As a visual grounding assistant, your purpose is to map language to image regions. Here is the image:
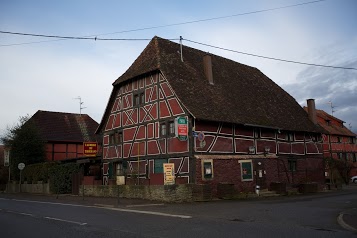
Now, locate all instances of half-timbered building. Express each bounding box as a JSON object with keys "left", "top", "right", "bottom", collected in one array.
[{"left": 96, "top": 37, "right": 325, "bottom": 193}]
